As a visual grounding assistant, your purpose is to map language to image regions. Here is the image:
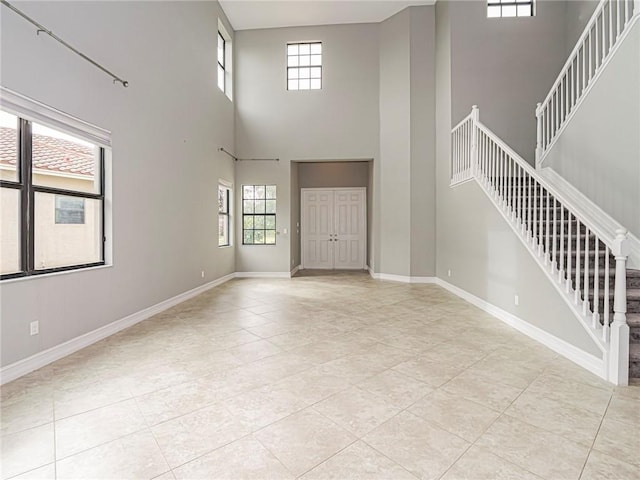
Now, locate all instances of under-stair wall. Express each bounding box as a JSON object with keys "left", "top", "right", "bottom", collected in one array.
[{"left": 541, "top": 19, "right": 640, "bottom": 239}]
